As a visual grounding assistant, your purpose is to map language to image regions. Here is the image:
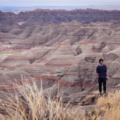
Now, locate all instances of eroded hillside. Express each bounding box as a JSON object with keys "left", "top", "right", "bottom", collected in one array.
[{"left": 0, "top": 20, "right": 120, "bottom": 102}]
